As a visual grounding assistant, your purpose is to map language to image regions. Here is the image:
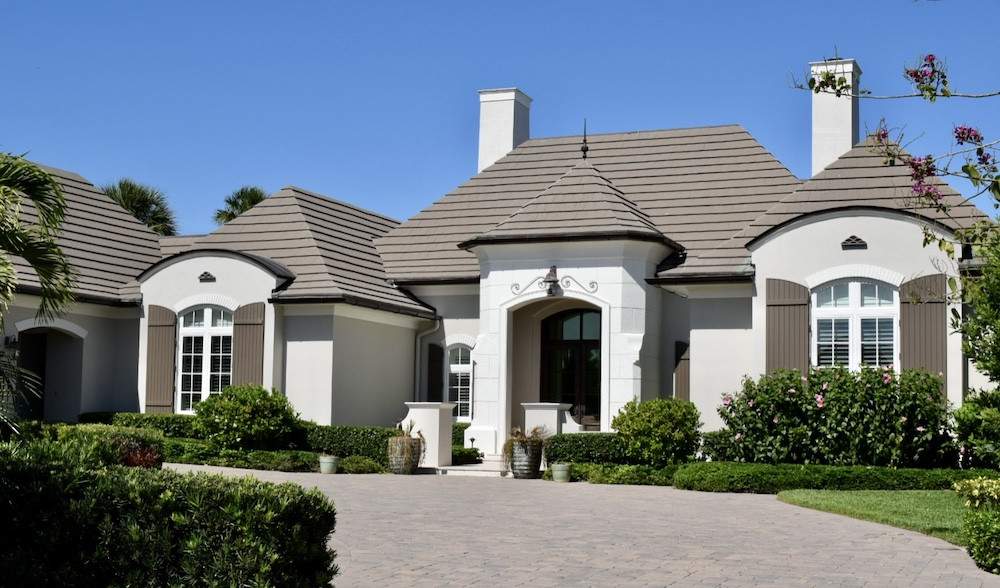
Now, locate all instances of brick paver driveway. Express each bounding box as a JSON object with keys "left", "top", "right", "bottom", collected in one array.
[{"left": 172, "top": 465, "right": 999, "bottom": 587}]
